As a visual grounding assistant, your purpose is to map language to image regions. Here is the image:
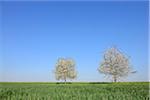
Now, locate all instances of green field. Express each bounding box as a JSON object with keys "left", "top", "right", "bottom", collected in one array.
[{"left": 0, "top": 82, "right": 149, "bottom": 100}]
